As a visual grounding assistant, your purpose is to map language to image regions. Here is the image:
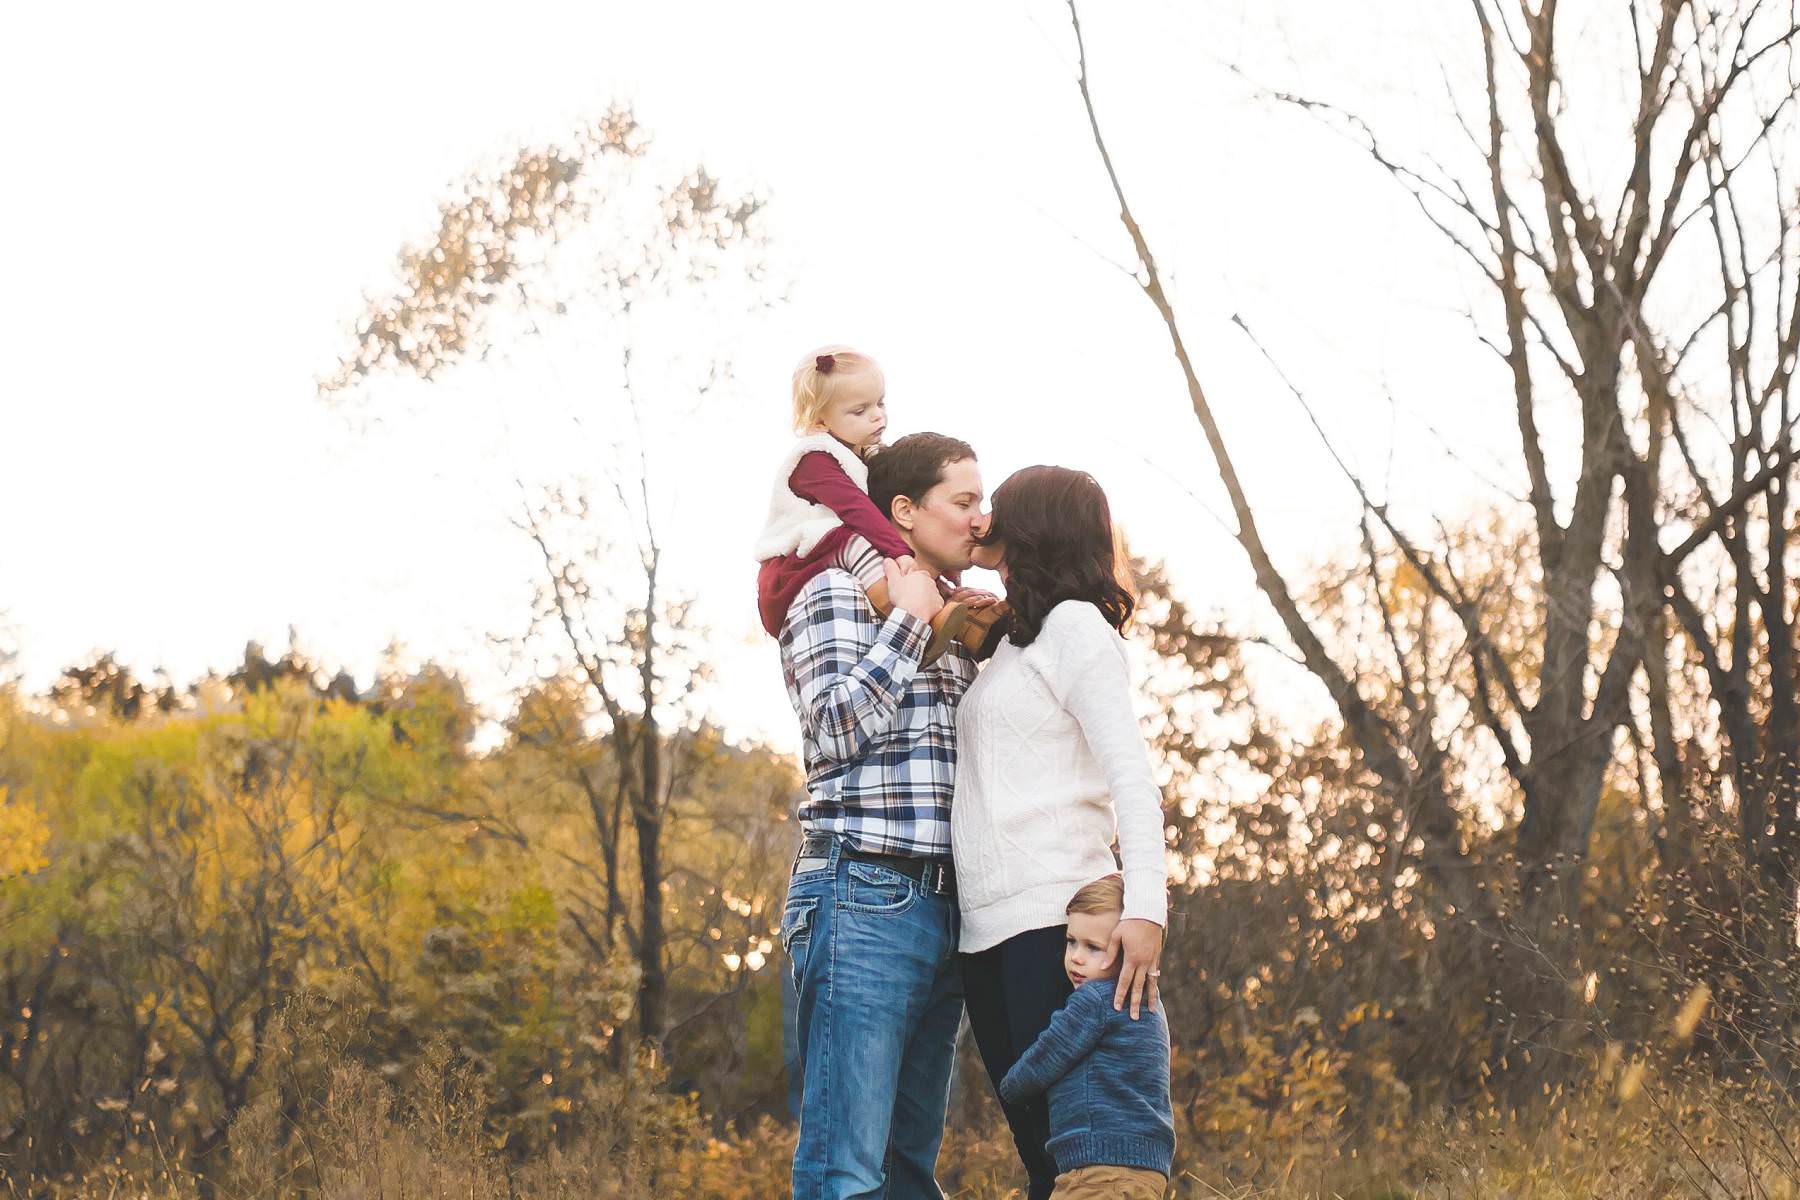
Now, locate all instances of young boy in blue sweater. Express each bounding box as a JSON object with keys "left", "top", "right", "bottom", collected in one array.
[{"left": 999, "top": 875, "right": 1175, "bottom": 1199}]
